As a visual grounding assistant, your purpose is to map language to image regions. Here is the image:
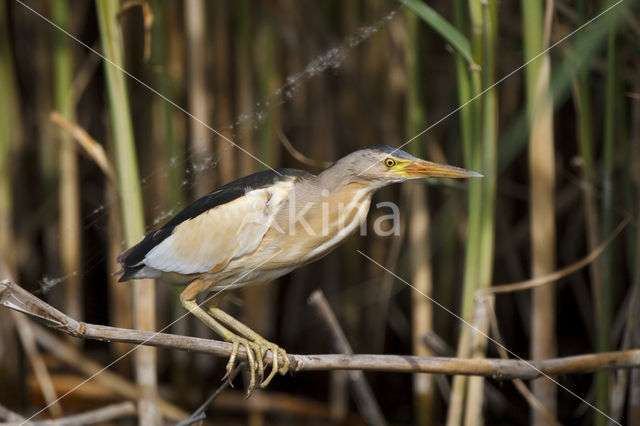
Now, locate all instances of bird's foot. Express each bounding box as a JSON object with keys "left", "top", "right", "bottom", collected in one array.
[
  {"left": 223, "top": 335, "right": 290, "bottom": 392},
  {"left": 252, "top": 336, "right": 290, "bottom": 388}
]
